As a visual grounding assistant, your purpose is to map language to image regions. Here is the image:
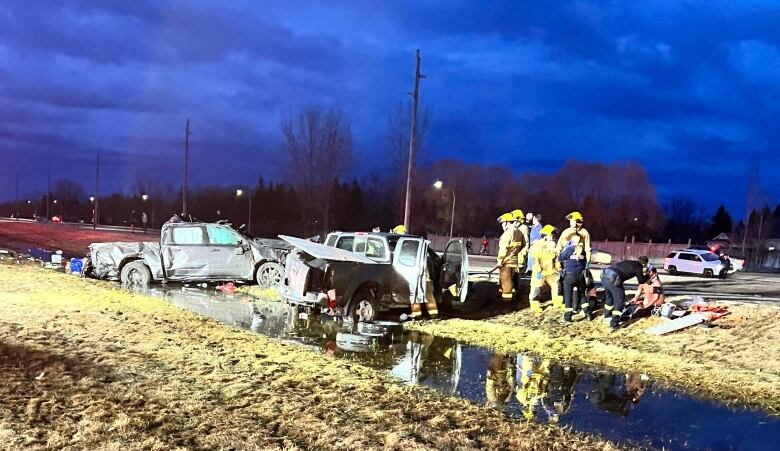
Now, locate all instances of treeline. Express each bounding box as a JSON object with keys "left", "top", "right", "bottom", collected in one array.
[{"left": 4, "top": 158, "right": 775, "bottom": 244}]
